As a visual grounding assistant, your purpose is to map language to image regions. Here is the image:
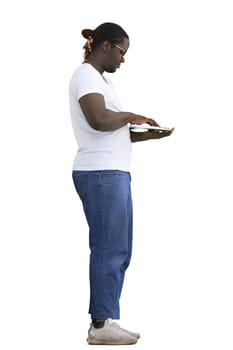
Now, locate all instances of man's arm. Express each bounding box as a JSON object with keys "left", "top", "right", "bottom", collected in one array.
[{"left": 79, "top": 93, "right": 158, "bottom": 131}]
